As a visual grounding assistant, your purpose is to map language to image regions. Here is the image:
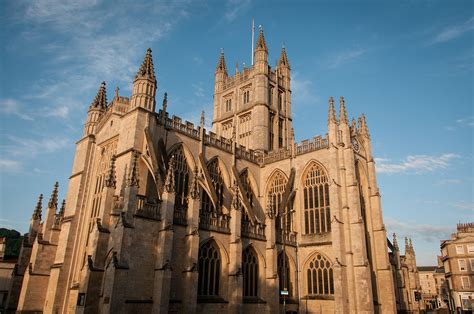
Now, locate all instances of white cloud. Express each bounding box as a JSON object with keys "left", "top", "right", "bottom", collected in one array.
[
  {"left": 436, "top": 178, "right": 462, "bottom": 185},
  {"left": 0, "top": 158, "right": 22, "bottom": 173},
  {"left": 385, "top": 217, "right": 452, "bottom": 242},
  {"left": 225, "top": 0, "right": 251, "bottom": 22},
  {"left": 327, "top": 47, "right": 368, "bottom": 68},
  {"left": 2, "top": 135, "right": 71, "bottom": 157},
  {"left": 13, "top": 0, "right": 190, "bottom": 120},
  {"left": 375, "top": 153, "right": 459, "bottom": 174},
  {"left": 291, "top": 72, "right": 318, "bottom": 106},
  {"left": 0, "top": 99, "right": 34, "bottom": 121},
  {"left": 456, "top": 116, "right": 474, "bottom": 128},
  {"left": 430, "top": 17, "right": 474, "bottom": 45},
  {"left": 452, "top": 201, "right": 474, "bottom": 212}
]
